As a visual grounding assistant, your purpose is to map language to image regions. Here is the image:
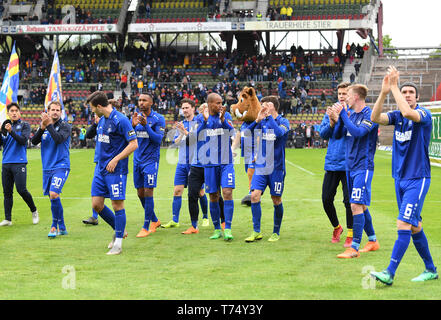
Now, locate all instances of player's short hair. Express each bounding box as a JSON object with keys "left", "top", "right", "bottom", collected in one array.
[
  {"left": 180, "top": 98, "right": 195, "bottom": 108},
  {"left": 337, "top": 82, "right": 351, "bottom": 90},
  {"left": 6, "top": 102, "right": 20, "bottom": 111},
  {"left": 400, "top": 82, "right": 419, "bottom": 98},
  {"left": 261, "top": 95, "right": 280, "bottom": 111},
  {"left": 47, "top": 100, "right": 62, "bottom": 111},
  {"left": 87, "top": 91, "right": 108, "bottom": 107},
  {"left": 348, "top": 84, "right": 368, "bottom": 100}
]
